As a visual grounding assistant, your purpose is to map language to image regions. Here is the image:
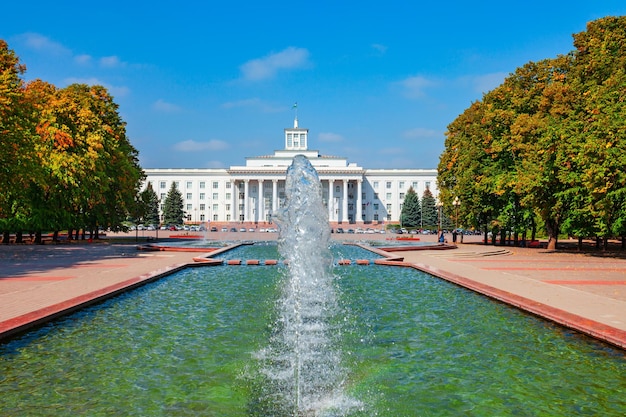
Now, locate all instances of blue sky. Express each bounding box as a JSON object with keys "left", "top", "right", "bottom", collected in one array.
[{"left": 2, "top": 1, "right": 625, "bottom": 169}]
